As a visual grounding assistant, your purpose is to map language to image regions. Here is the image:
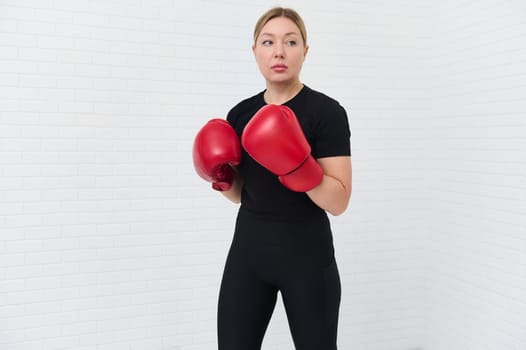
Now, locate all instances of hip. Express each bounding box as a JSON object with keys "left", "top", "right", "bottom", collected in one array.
[{"left": 231, "top": 206, "right": 335, "bottom": 268}]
